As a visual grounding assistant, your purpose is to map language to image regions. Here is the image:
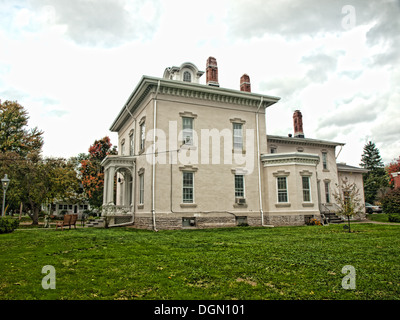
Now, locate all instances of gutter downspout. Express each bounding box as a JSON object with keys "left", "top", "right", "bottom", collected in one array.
[
  {"left": 125, "top": 104, "right": 136, "bottom": 224},
  {"left": 256, "top": 97, "right": 264, "bottom": 226},
  {"left": 152, "top": 81, "right": 161, "bottom": 231},
  {"left": 335, "top": 145, "right": 343, "bottom": 160}
]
